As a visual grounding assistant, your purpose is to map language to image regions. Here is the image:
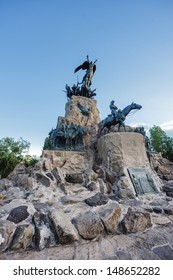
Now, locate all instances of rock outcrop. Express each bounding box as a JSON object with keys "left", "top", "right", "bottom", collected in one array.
[{"left": 148, "top": 152, "right": 173, "bottom": 181}]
